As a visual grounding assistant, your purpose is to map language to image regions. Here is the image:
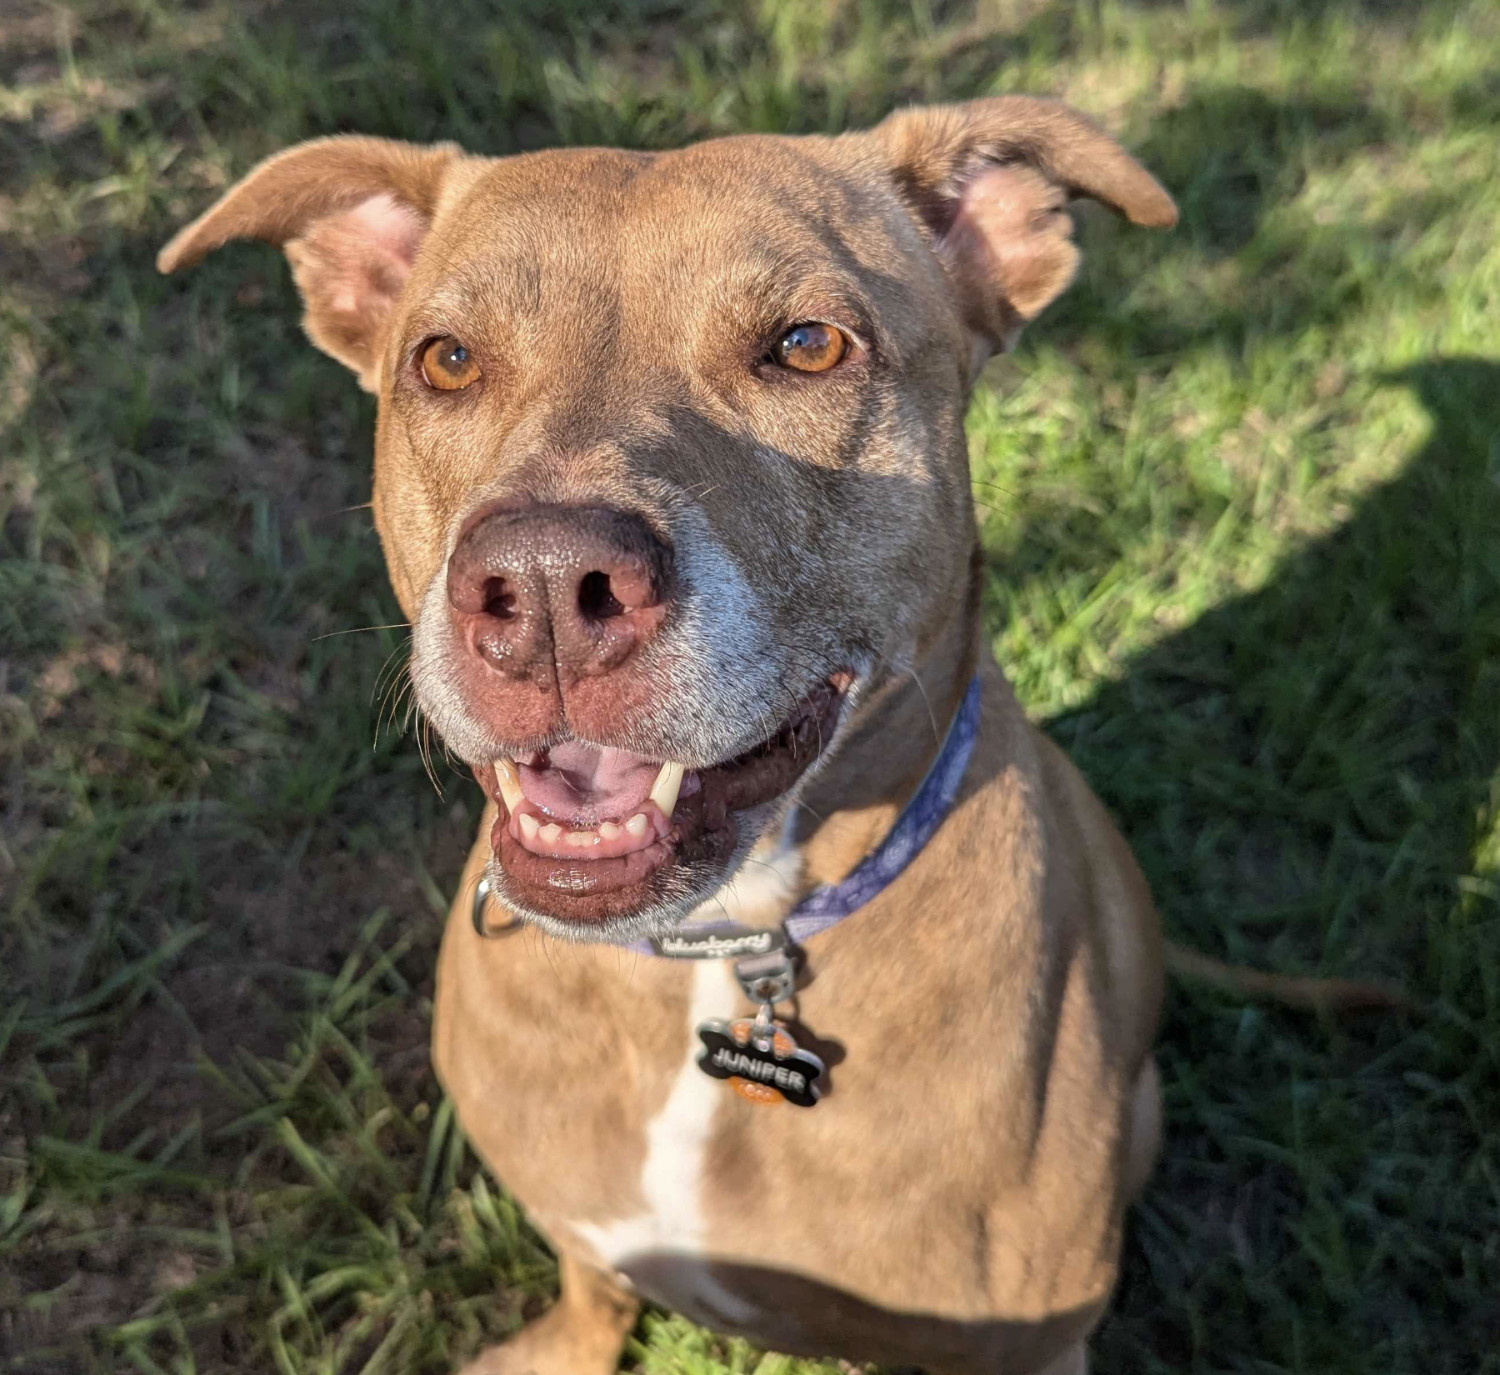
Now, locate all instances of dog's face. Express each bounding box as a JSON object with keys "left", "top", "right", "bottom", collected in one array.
[{"left": 162, "top": 101, "right": 1173, "bottom": 940}]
